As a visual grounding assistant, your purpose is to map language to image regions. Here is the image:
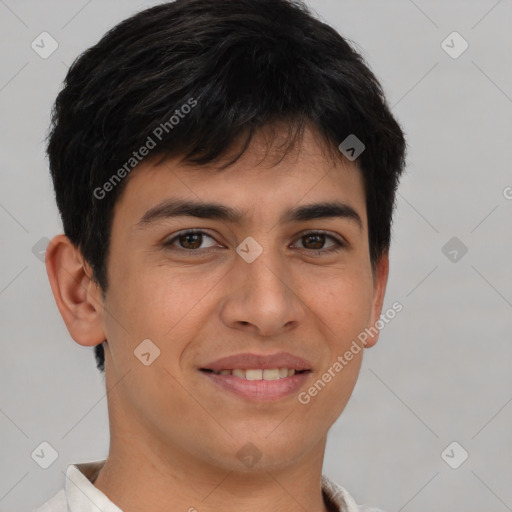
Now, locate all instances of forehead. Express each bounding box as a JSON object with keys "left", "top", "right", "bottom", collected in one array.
[{"left": 112, "top": 124, "right": 367, "bottom": 229}]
